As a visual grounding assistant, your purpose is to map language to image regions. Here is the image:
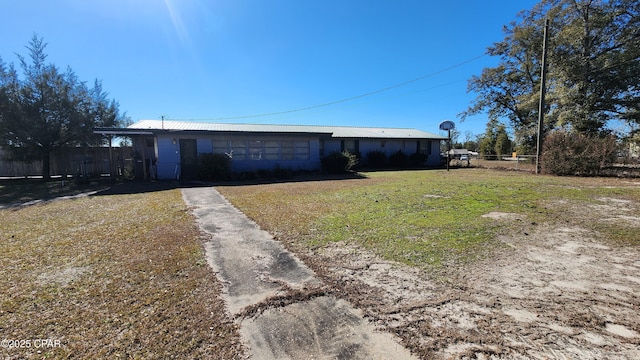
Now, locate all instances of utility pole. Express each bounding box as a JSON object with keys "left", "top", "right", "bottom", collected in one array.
[{"left": 536, "top": 18, "right": 550, "bottom": 174}]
